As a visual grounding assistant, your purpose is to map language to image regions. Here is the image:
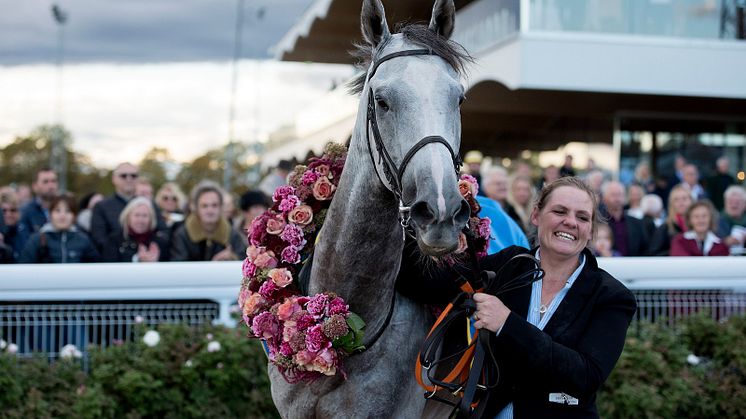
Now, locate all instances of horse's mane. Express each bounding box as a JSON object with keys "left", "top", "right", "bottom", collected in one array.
[{"left": 347, "top": 23, "right": 473, "bottom": 95}]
